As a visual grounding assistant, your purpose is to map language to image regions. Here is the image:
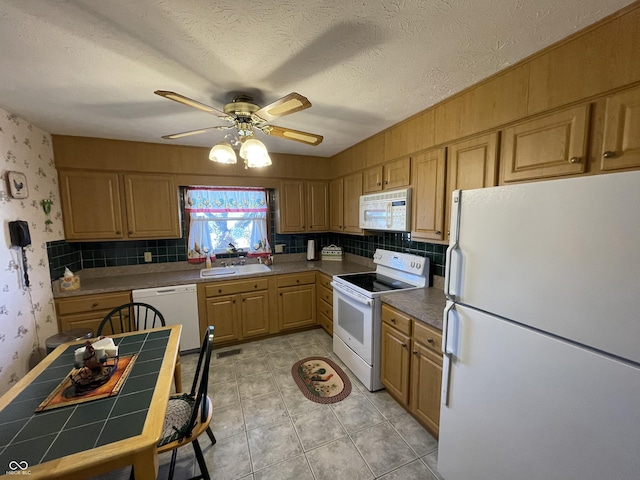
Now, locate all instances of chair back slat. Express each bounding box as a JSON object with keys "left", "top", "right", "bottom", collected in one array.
[{"left": 97, "top": 302, "right": 166, "bottom": 336}]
